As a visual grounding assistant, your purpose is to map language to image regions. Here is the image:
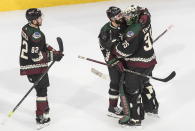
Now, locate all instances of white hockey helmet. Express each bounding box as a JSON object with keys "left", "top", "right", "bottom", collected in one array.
[
  {"left": 123, "top": 5, "right": 140, "bottom": 25},
  {"left": 123, "top": 5, "right": 139, "bottom": 17}
]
